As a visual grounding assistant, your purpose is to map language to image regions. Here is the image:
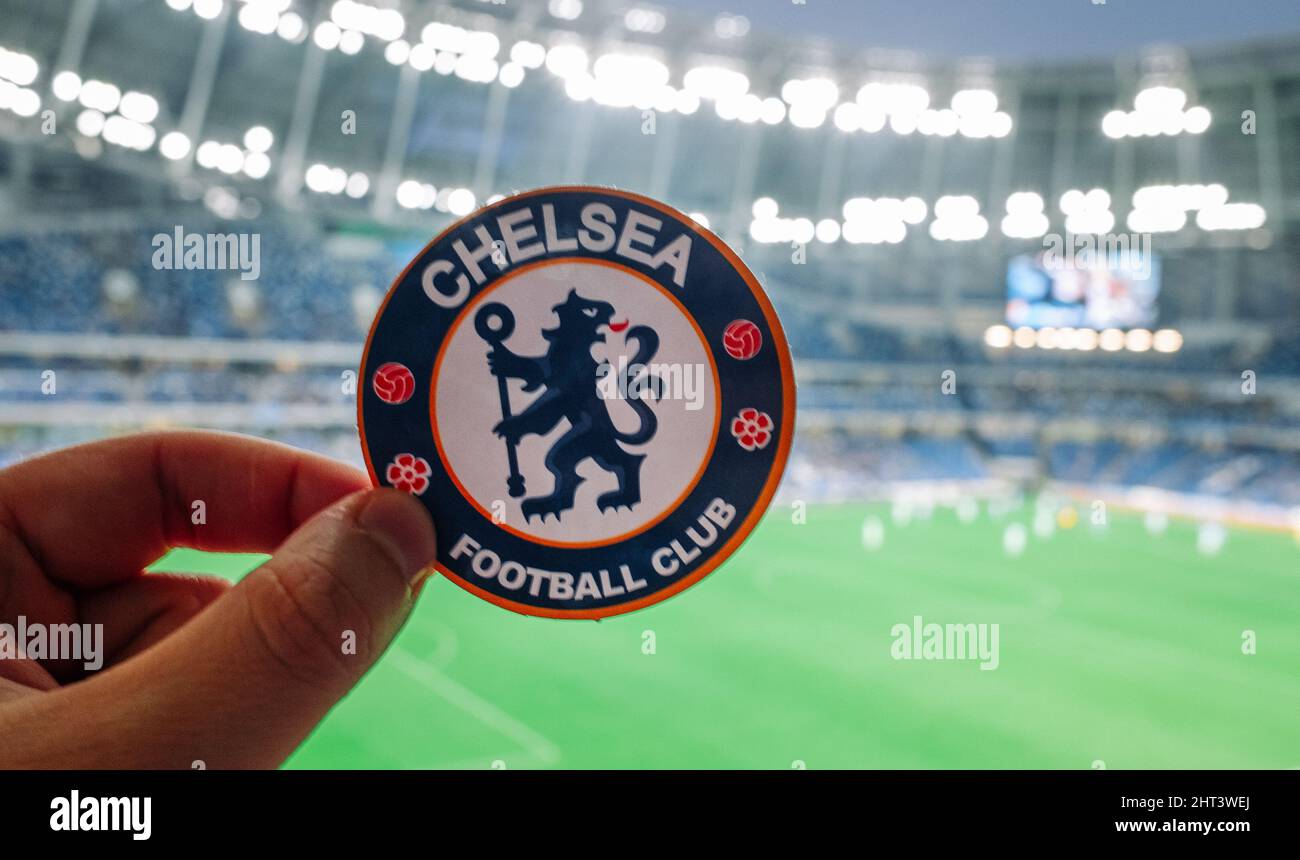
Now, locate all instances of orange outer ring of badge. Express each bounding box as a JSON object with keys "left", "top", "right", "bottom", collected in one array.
[{"left": 357, "top": 185, "right": 797, "bottom": 620}]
